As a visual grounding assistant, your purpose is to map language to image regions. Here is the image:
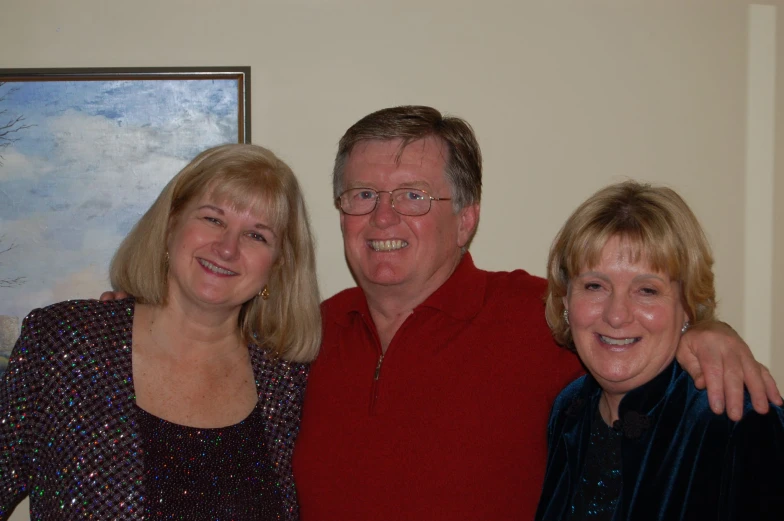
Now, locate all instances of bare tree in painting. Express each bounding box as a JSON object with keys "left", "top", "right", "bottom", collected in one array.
[
  {"left": 0, "top": 81, "right": 33, "bottom": 167},
  {"left": 0, "top": 82, "right": 29, "bottom": 287},
  {"left": 0, "top": 237, "right": 24, "bottom": 288}
]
